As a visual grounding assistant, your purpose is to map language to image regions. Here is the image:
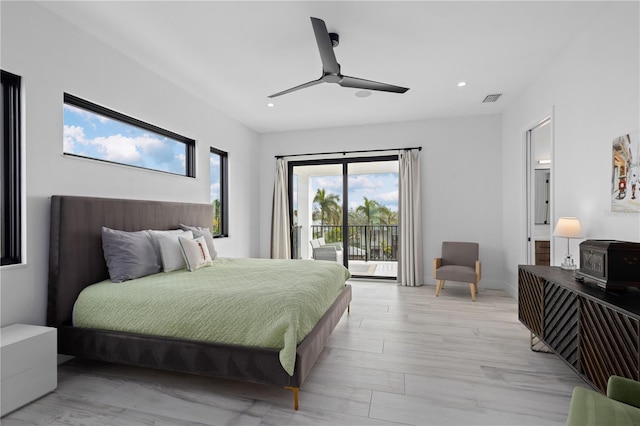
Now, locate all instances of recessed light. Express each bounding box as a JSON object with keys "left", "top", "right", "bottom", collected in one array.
[
  {"left": 457, "top": 81, "right": 467, "bottom": 87},
  {"left": 355, "top": 90, "right": 371, "bottom": 98},
  {"left": 267, "top": 102, "right": 275, "bottom": 107}
]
